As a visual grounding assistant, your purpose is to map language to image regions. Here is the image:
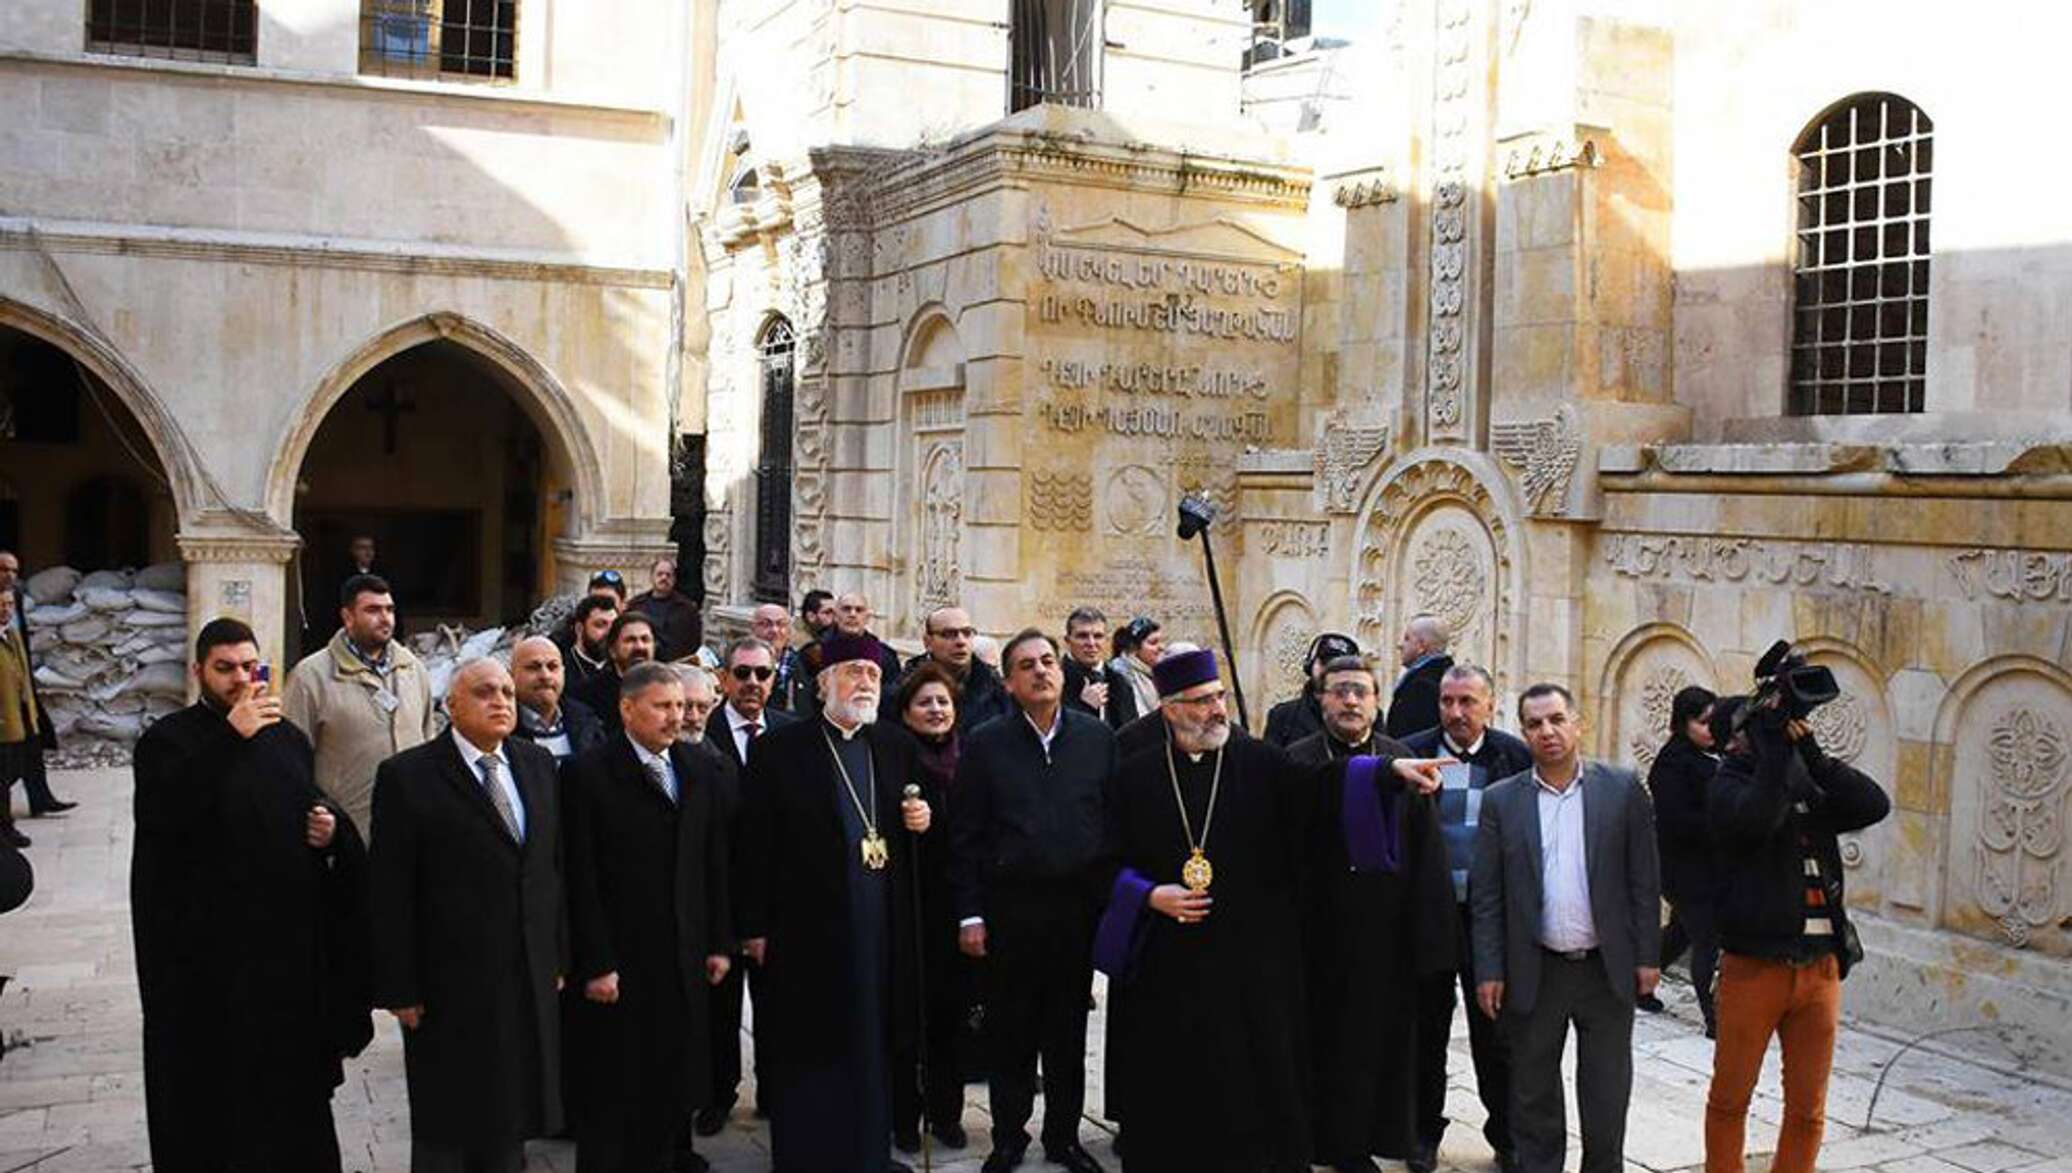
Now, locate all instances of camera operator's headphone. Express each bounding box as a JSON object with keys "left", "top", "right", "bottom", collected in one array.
[{"left": 1304, "top": 632, "right": 1360, "bottom": 674}]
